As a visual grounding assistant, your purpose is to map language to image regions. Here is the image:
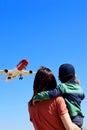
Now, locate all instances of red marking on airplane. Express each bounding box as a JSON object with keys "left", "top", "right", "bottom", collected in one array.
[{"left": 16, "top": 59, "right": 28, "bottom": 71}]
